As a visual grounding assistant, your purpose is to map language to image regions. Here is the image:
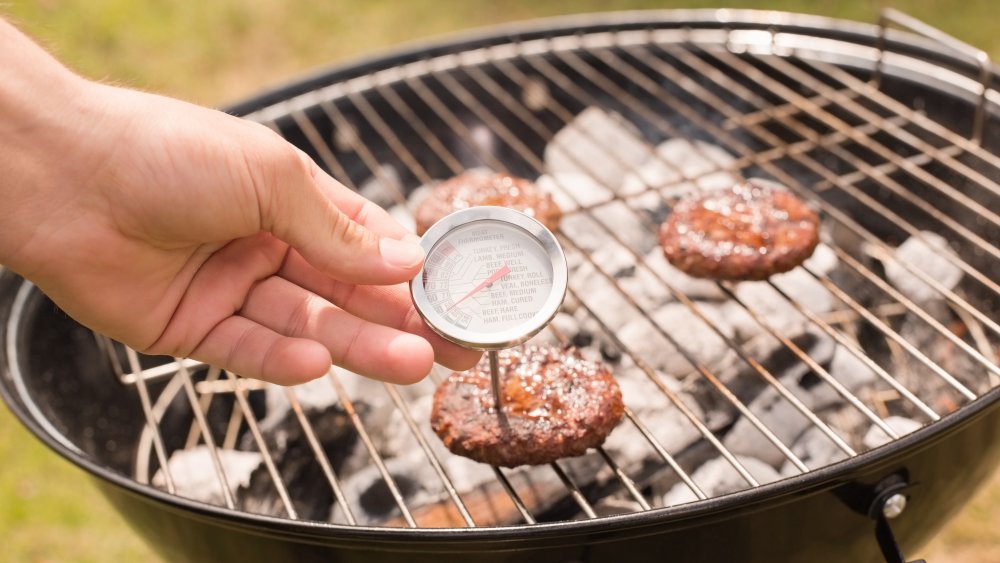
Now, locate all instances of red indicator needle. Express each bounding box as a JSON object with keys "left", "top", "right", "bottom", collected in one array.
[{"left": 447, "top": 264, "right": 511, "bottom": 312}]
